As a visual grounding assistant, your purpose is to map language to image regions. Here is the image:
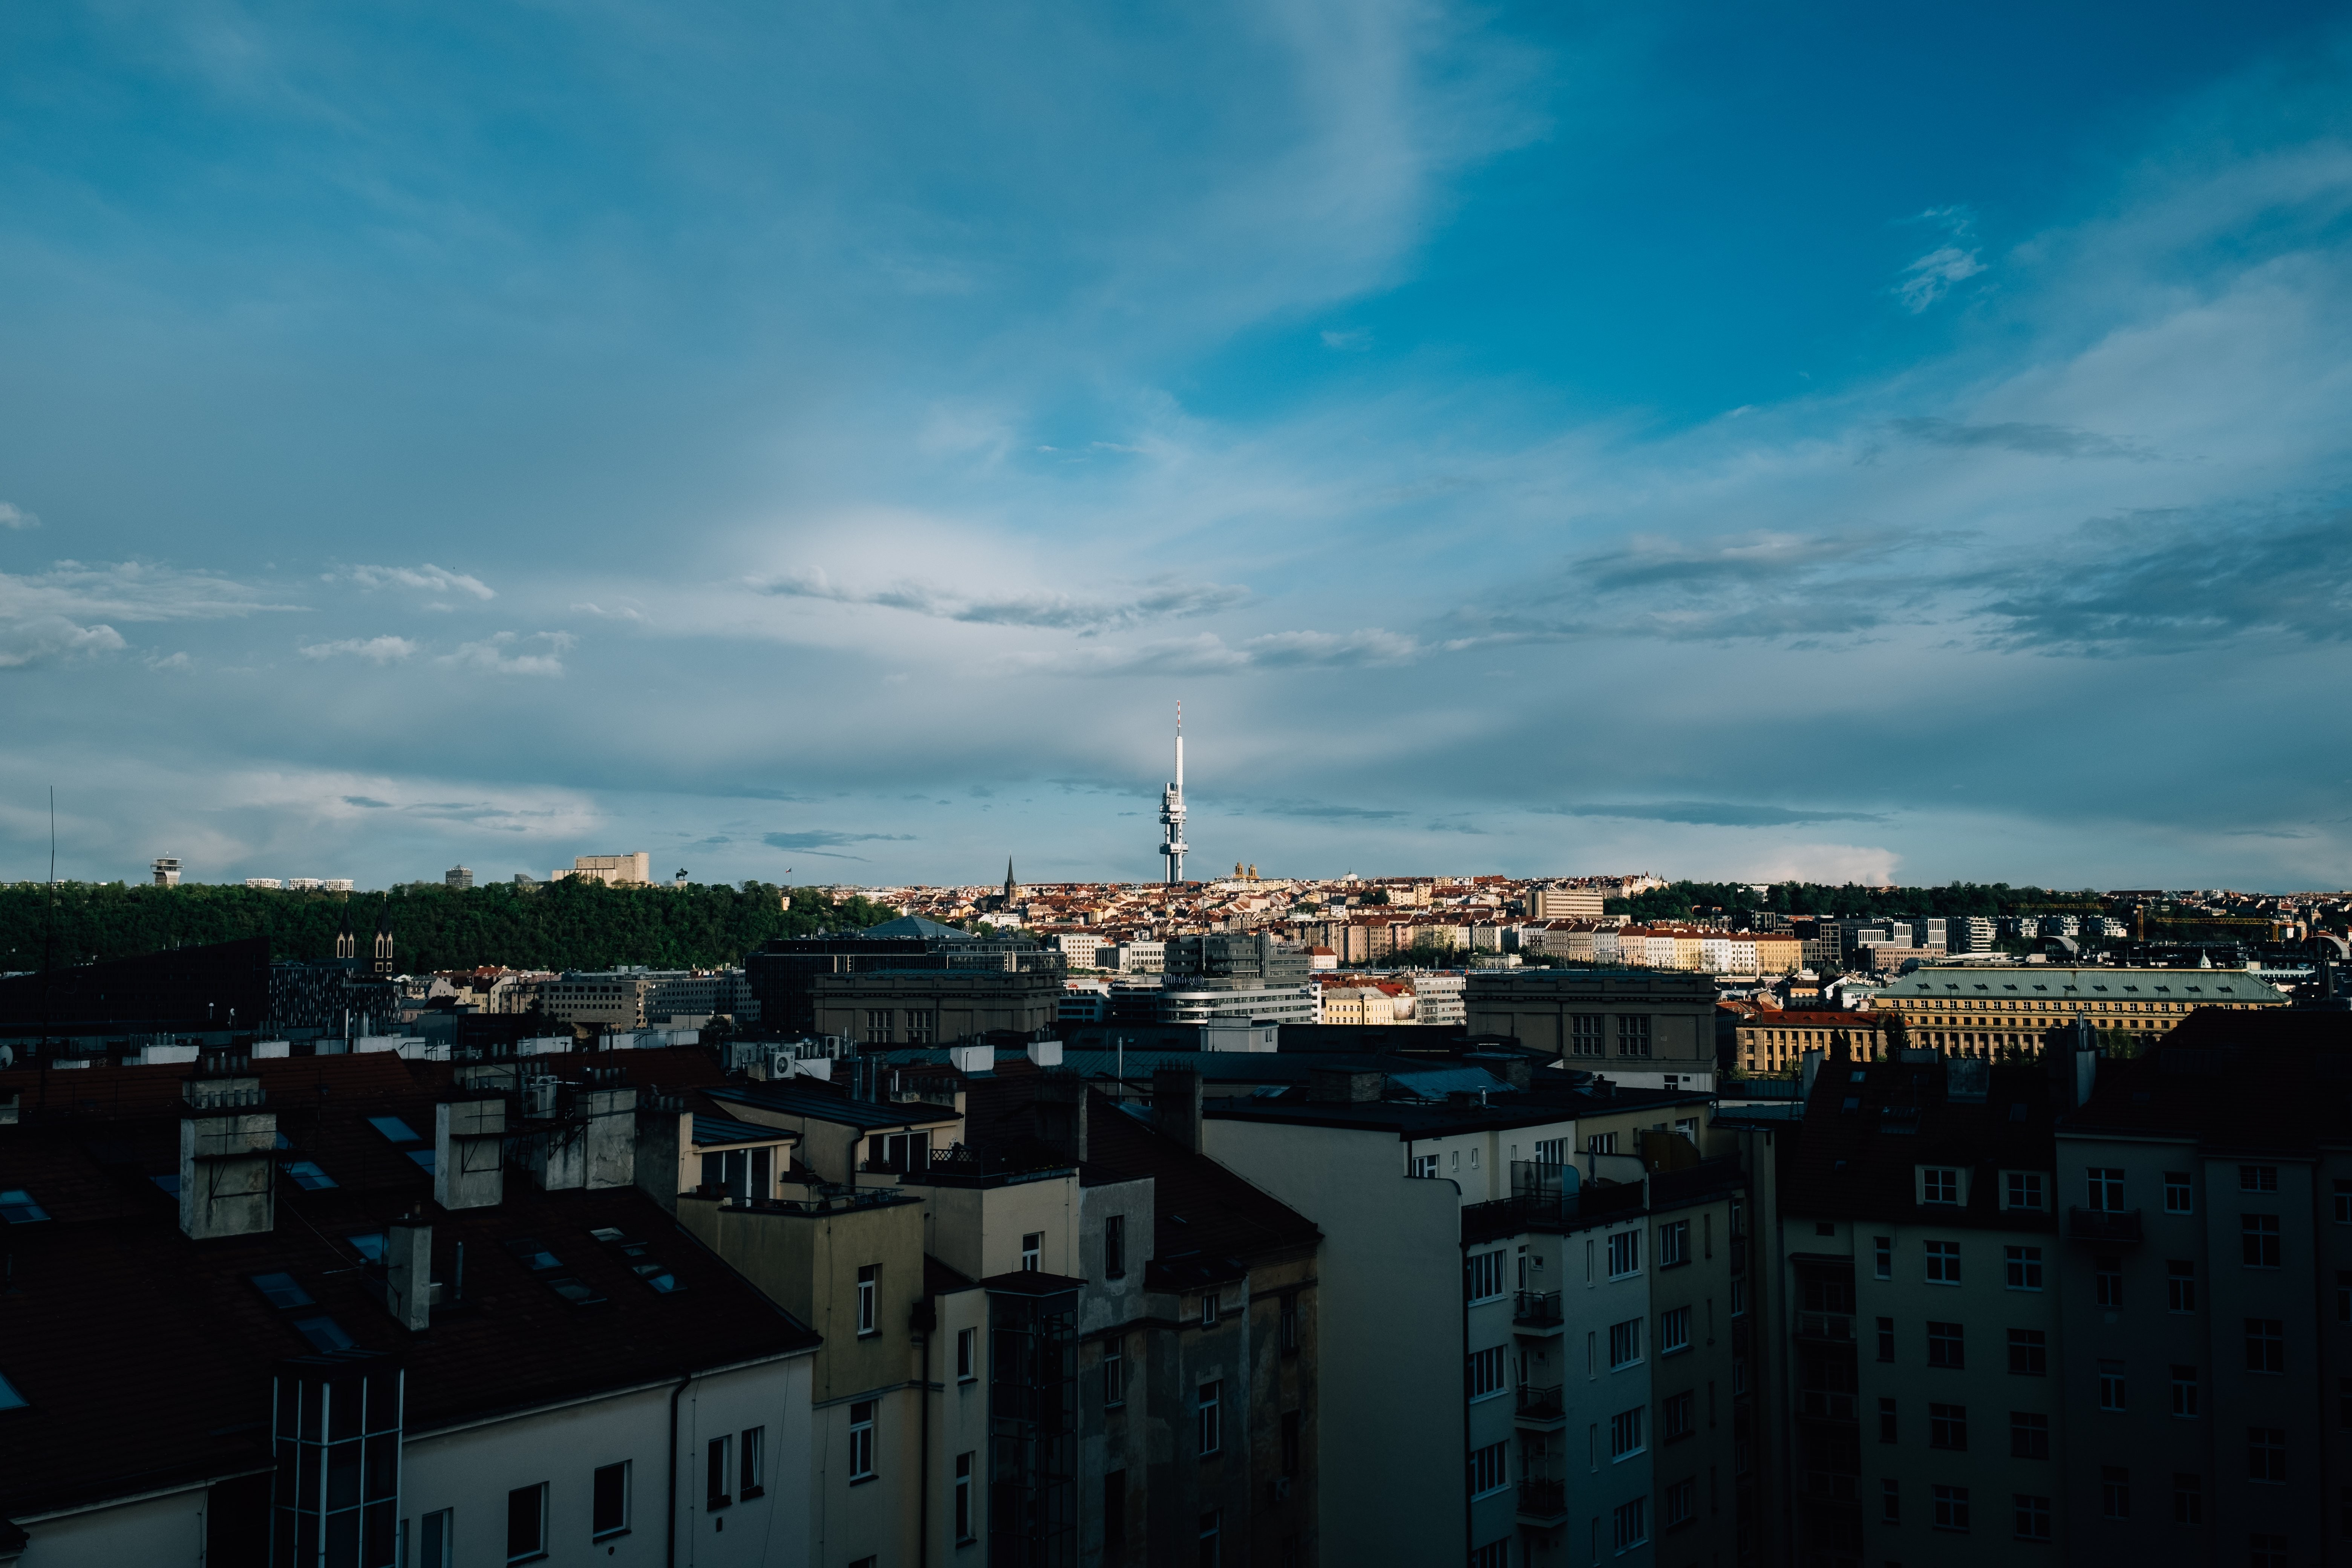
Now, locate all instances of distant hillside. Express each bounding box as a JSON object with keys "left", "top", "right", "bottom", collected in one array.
[
  {"left": 1603, "top": 880, "right": 2105, "bottom": 923},
  {"left": 0, "top": 880, "right": 899, "bottom": 975}
]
